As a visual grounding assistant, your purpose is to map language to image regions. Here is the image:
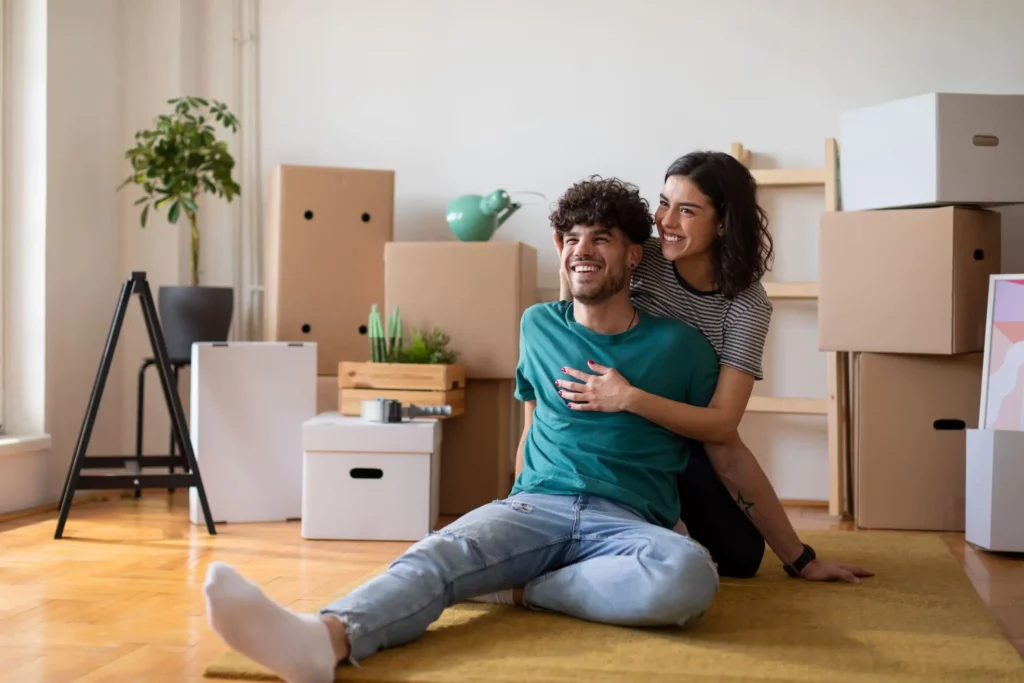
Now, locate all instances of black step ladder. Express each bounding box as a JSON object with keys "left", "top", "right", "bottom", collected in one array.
[{"left": 54, "top": 271, "right": 216, "bottom": 538}]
